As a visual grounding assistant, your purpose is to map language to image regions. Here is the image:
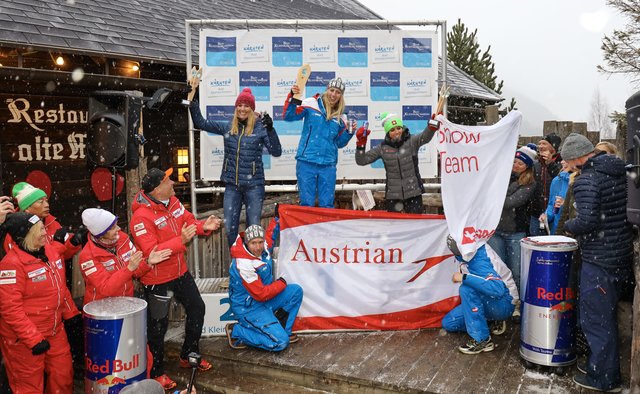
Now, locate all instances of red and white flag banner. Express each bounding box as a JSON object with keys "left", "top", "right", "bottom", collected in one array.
[
  {"left": 277, "top": 205, "right": 460, "bottom": 331},
  {"left": 436, "top": 111, "right": 522, "bottom": 261}
]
